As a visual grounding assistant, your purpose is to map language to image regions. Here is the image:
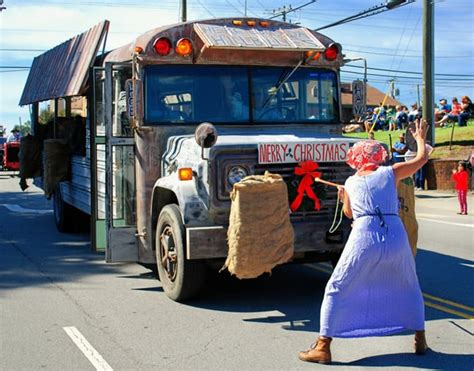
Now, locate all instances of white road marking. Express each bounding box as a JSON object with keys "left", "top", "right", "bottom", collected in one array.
[
  {"left": 417, "top": 217, "right": 473, "bottom": 228},
  {"left": 0, "top": 204, "right": 52, "bottom": 214},
  {"left": 63, "top": 326, "right": 113, "bottom": 371}
]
